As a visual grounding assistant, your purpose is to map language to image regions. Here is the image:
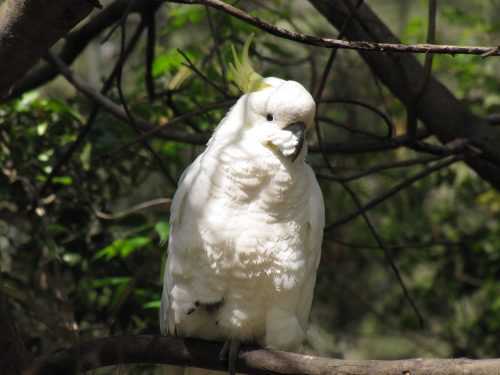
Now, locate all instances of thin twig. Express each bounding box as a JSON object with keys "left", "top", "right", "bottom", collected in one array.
[
  {"left": 39, "top": 20, "right": 147, "bottom": 199},
  {"left": 43, "top": 51, "right": 222, "bottom": 147},
  {"left": 252, "top": 48, "right": 310, "bottom": 66},
  {"left": 314, "top": 0, "right": 364, "bottom": 102},
  {"left": 339, "top": 179, "right": 425, "bottom": 328},
  {"left": 95, "top": 198, "right": 171, "bottom": 220},
  {"left": 308, "top": 127, "right": 429, "bottom": 154},
  {"left": 418, "top": 0, "right": 437, "bottom": 97},
  {"left": 177, "top": 48, "right": 228, "bottom": 97},
  {"left": 100, "top": 99, "right": 234, "bottom": 159},
  {"left": 165, "top": 92, "right": 204, "bottom": 133},
  {"left": 205, "top": 5, "right": 227, "bottom": 91},
  {"left": 100, "top": 0, "right": 137, "bottom": 44},
  {"left": 320, "top": 98, "right": 394, "bottom": 139},
  {"left": 318, "top": 153, "right": 446, "bottom": 182},
  {"left": 166, "top": 0, "right": 500, "bottom": 56},
  {"left": 116, "top": 18, "right": 177, "bottom": 185},
  {"left": 316, "top": 115, "right": 425, "bottom": 328},
  {"left": 405, "top": 0, "right": 436, "bottom": 144},
  {"left": 325, "top": 154, "right": 474, "bottom": 231},
  {"left": 100, "top": 261, "right": 150, "bottom": 337},
  {"left": 144, "top": 6, "right": 158, "bottom": 101},
  {"left": 317, "top": 116, "right": 387, "bottom": 140},
  {"left": 326, "top": 238, "right": 463, "bottom": 251}
]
